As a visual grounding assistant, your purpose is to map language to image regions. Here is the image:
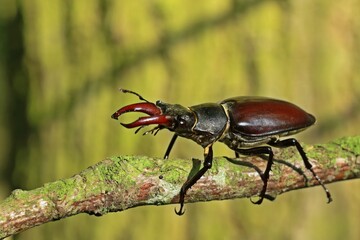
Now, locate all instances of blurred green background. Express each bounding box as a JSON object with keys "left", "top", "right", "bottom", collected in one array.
[{"left": 1, "top": 0, "right": 360, "bottom": 239}]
